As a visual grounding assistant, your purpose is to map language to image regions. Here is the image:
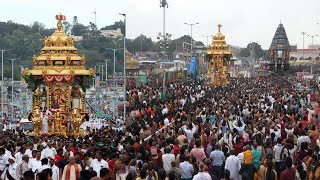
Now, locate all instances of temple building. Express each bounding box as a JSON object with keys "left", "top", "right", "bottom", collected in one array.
[{"left": 269, "top": 23, "right": 291, "bottom": 71}]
